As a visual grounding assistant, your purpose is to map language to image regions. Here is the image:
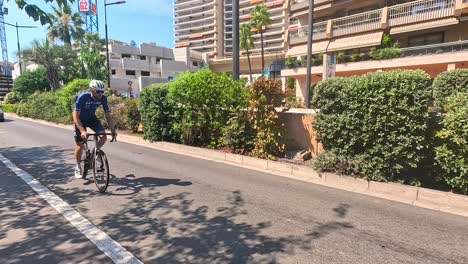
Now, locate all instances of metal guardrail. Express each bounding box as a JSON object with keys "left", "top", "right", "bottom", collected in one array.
[
  {"left": 400, "top": 40, "right": 468, "bottom": 57},
  {"left": 388, "top": 0, "right": 455, "bottom": 27},
  {"left": 332, "top": 9, "right": 382, "bottom": 37}
]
